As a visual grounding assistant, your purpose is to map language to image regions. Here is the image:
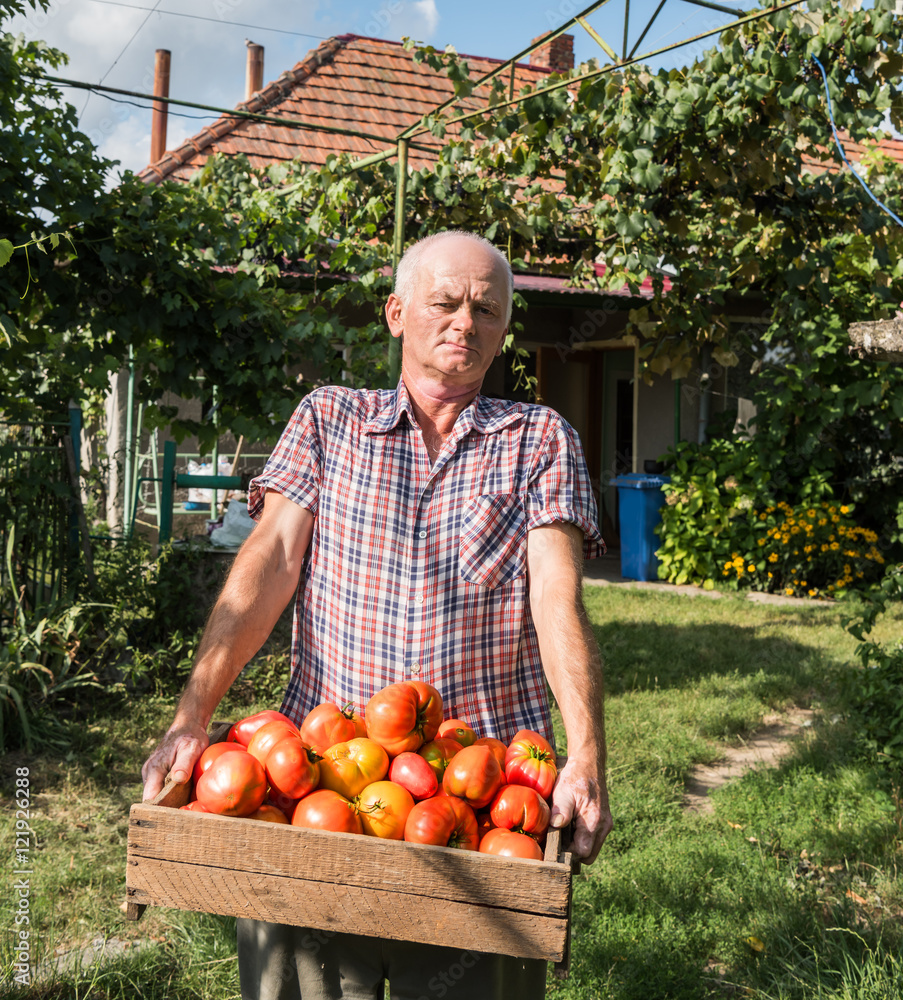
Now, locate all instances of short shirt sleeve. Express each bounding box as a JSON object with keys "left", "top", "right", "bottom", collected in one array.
[
  {"left": 247, "top": 395, "right": 322, "bottom": 521},
  {"left": 524, "top": 412, "right": 606, "bottom": 559}
]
